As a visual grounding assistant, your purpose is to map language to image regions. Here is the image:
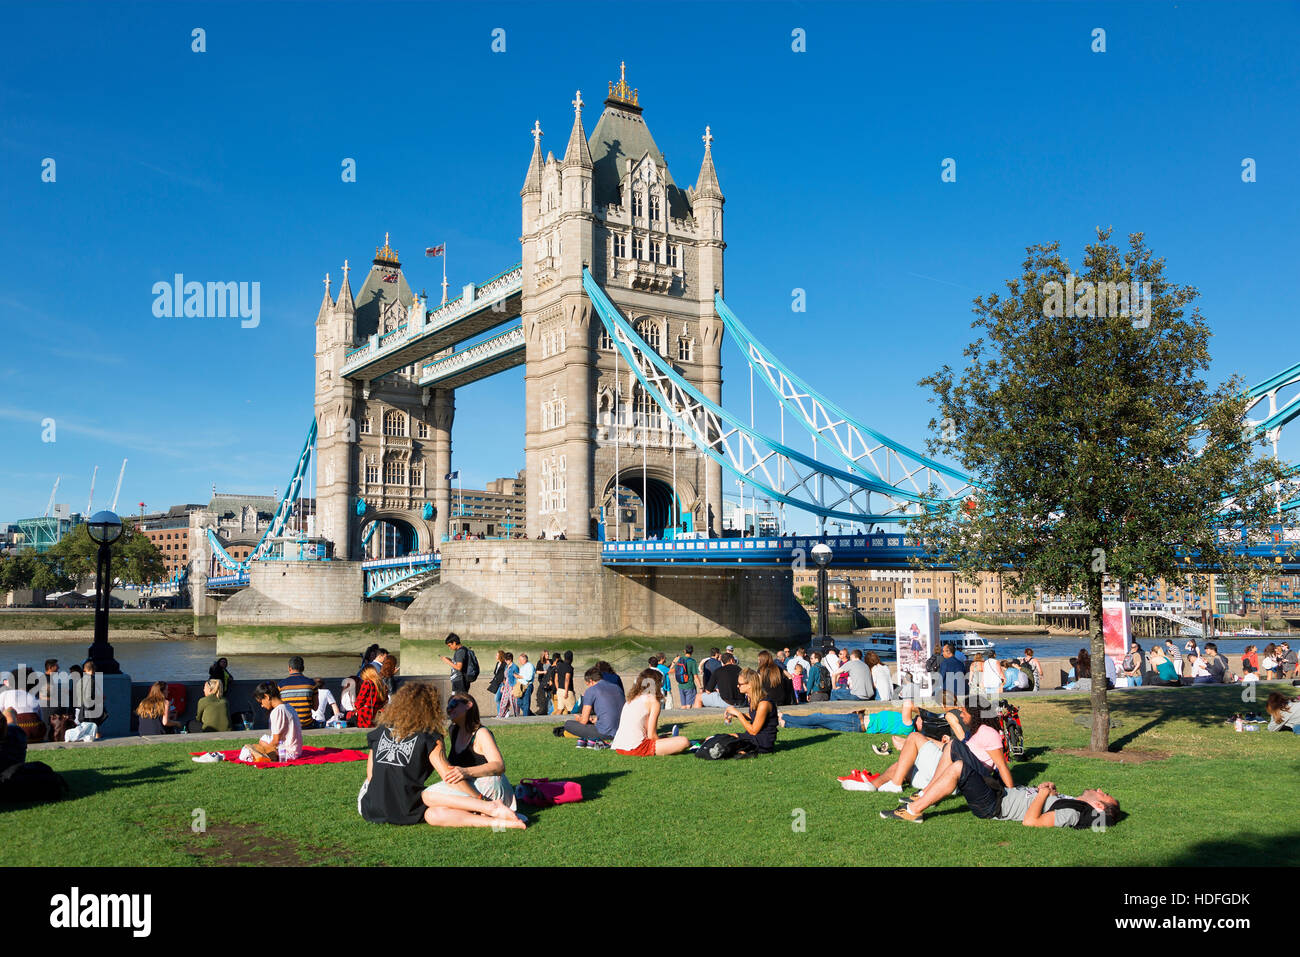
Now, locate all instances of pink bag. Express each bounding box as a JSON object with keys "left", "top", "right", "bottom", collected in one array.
[{"left": 516, "top": 778, "right": 583, "bottom": 806}]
